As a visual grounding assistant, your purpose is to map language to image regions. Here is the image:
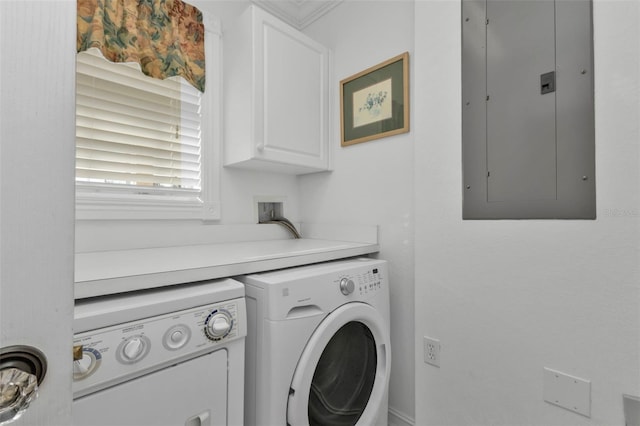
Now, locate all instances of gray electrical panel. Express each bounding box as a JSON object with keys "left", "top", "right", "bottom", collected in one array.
[{"left": 462, "top": 0, "right": 596, "bottom": 219}]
